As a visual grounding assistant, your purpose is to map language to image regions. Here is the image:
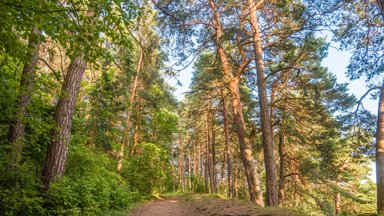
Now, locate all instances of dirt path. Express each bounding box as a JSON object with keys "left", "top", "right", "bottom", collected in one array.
[
  {"left": 129, "top": 195, "right": 301, "bottom": 216},
  {"left": 130, "top": 196, "right": 199, "bottom": 216}
]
